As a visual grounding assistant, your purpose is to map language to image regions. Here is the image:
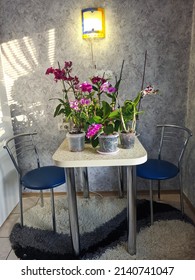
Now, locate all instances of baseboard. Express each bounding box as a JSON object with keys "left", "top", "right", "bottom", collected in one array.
[
  {"left": 183, "top": 193, "right": 195, "bottom": 217},
  {"left": 22, "top": 190, "right": 195, "bottom": 214},
  {"left": 22, "top": 189, "right": 180, "bottom": 196}
]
